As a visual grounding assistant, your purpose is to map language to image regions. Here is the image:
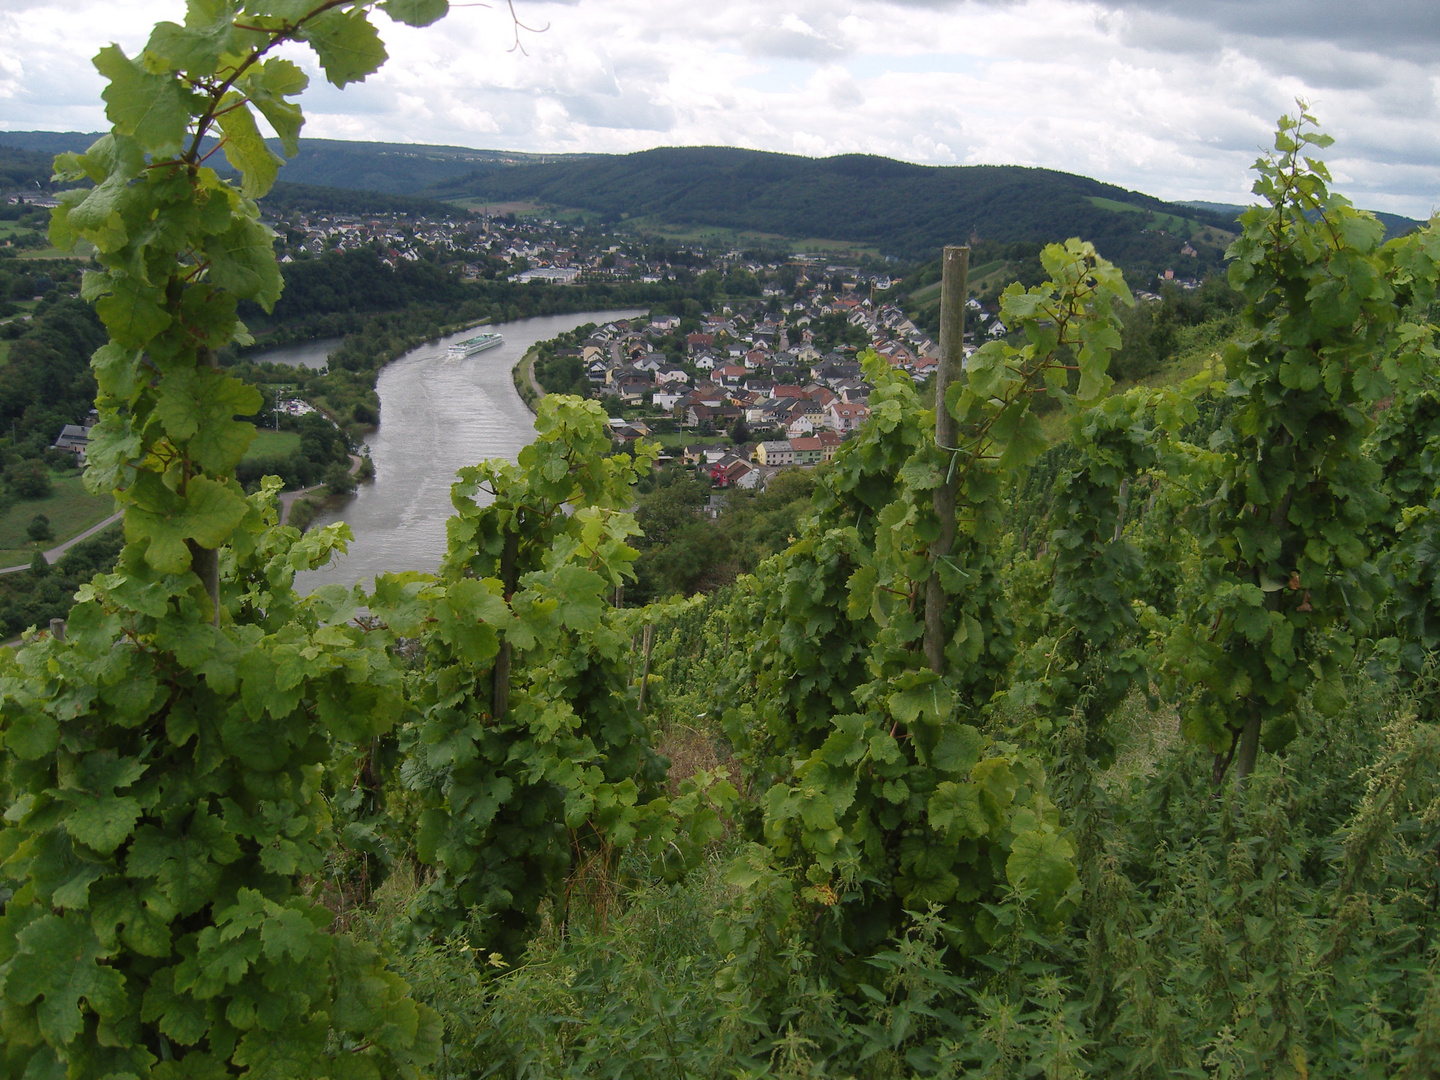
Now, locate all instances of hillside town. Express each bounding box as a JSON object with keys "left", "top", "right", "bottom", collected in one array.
[{"left": 537, "top": 280, "right": 981, "bottom": 493}]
